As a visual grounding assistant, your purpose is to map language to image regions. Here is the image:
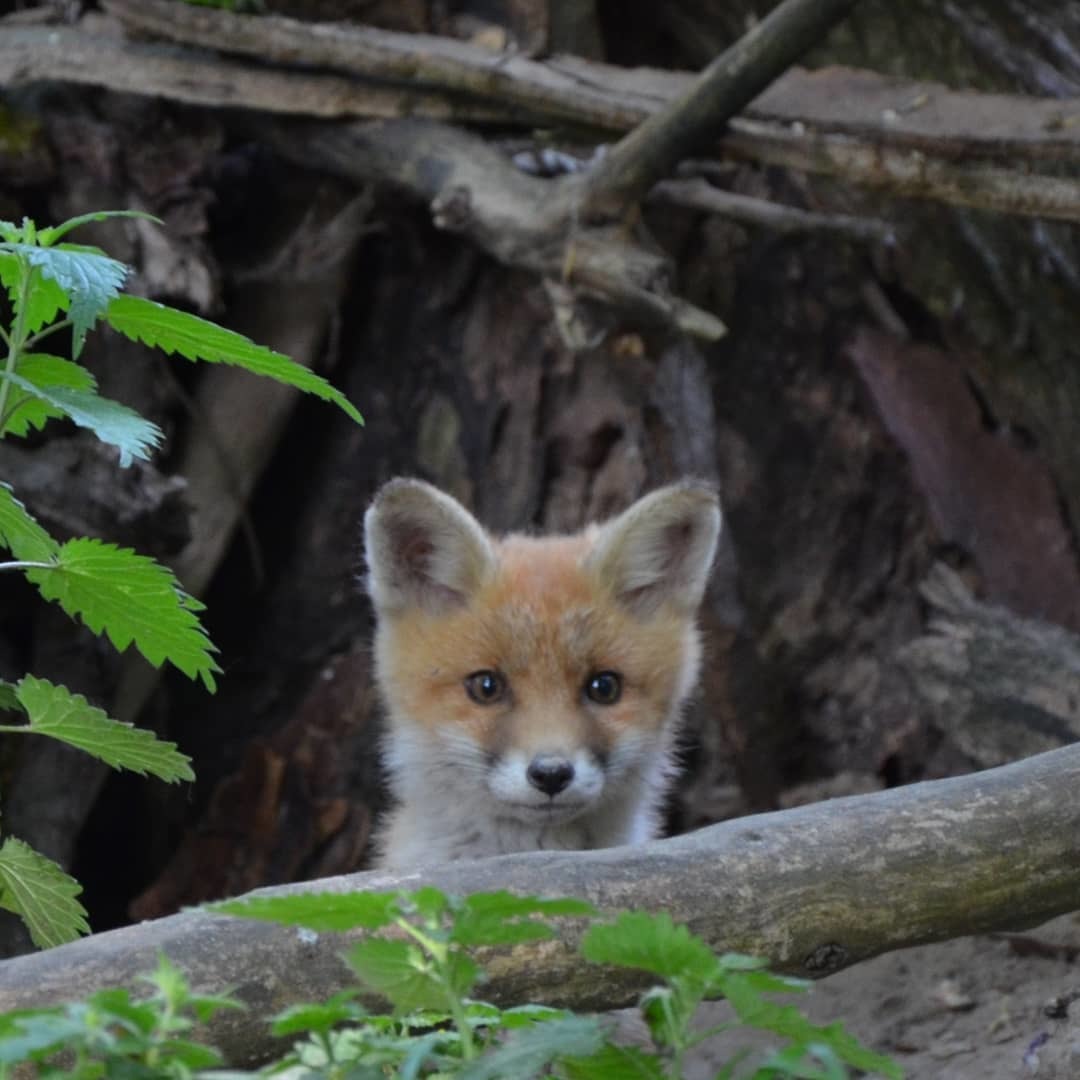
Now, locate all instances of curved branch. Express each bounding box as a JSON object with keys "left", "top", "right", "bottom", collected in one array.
[{"left": 0, "top": 742, "right": 1077, "bottom": 1065}]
